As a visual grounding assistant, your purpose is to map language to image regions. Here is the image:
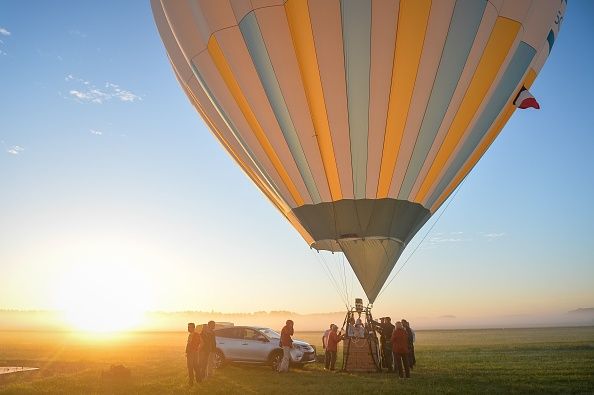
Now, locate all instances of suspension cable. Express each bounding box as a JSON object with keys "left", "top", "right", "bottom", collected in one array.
[
  {"left": 376, "top": 179, "right": 466, "bottom": 300},
  {"left": 313, "top": 250, "right": 349, "bottom": 308}
]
